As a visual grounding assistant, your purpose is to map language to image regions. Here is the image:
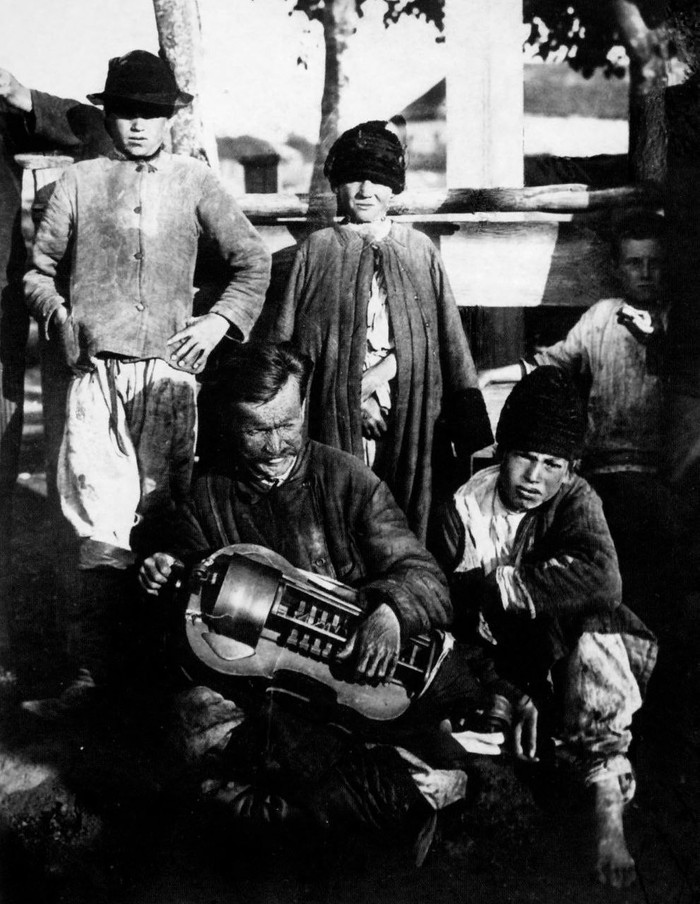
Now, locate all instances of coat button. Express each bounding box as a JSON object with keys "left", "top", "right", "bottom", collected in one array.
[
  {"left": 134, "top": 303, "right": 145, "bottom": 312},
  {"left": 315, "top": 556, "right": 327, "bottom": 567},
  {"left": 133, "top": 251, "right": 143, "bottom": 261},
  {"left": 134, "top": 206, "right": 142, "bottom": 214}
]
